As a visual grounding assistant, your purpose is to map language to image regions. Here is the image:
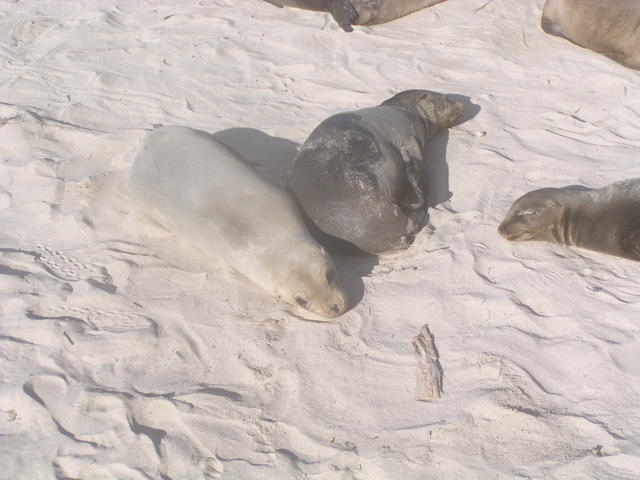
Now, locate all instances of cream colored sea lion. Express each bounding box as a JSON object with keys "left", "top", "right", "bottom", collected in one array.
[
  {"left": 130, "top": 126, "right": 348, "bottom": 318},
  {"left": 541, "top": 0, "right": 640, "bottom": 70},
  {"left": 498, "top": 179, "right": 640, "bottom": 261},
  {"left": 263, "top": 0, "right": 446, "bottom": 32},
  {"left": 288, "top": 90, "right": 464, "bottom": 255}
]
